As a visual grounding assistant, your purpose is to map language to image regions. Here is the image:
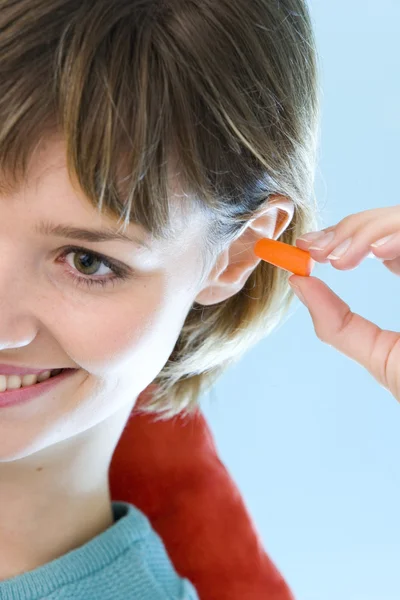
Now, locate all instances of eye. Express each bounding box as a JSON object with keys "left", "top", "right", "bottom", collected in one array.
[{"left": 57, "top": 246, "right": 132, "bottom": 290}]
